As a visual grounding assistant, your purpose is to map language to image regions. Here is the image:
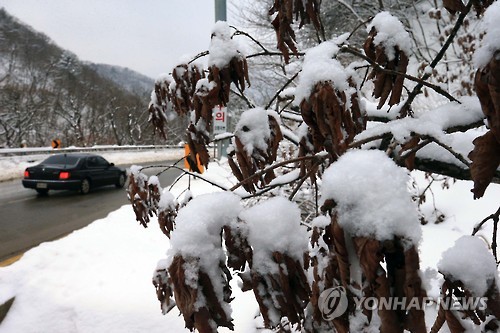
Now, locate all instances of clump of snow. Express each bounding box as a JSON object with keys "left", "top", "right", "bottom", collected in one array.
[
  {"left": 155, "top": 73, "right": 172, "bottom": 86},
  {"left": 311, "top": 215, "right": 330, "bottom": 228},
  {"left": 169, "top": 192, "right": 242, "bottom": 260},
  {"left": 438, "top": 236, "right": 497, "bottom": 296},
  {"left": 195, "top": 78, "right": 216, "bottom": 98},
  {"left": 234, "top": 108, "right": 271, "bottom": 155},
  {"left": 130, "top": 165, "right": 148, "bottom": 187},
  {"left": 208, "top": 21, "right": 242, "bottom": 68},
  {"left": 294, "top": 40, "right": 353, "bottom": 105},
  {"left": 158, "top": 188, "right": 177, "bottom": 212},
  {"left": 165, "top": 192, "right": 242, "bottom": 315},
  {"left": 268, "top": 169, "right": 300, "bottom": 187},
  {"left": 148, "top": 175, "right": 161, "bottom": 187},
  {"left": 321, "top": 150, "right": 421, "bottom": 244},
  {"left": 474, "top": 1, "right": 500, "bottom": 69},
  {"left": 239, "top": 197, "right": 308, "bottom": 273},
  {"left": 367, "top": 11, "right": 412, "bottom": 60}
]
